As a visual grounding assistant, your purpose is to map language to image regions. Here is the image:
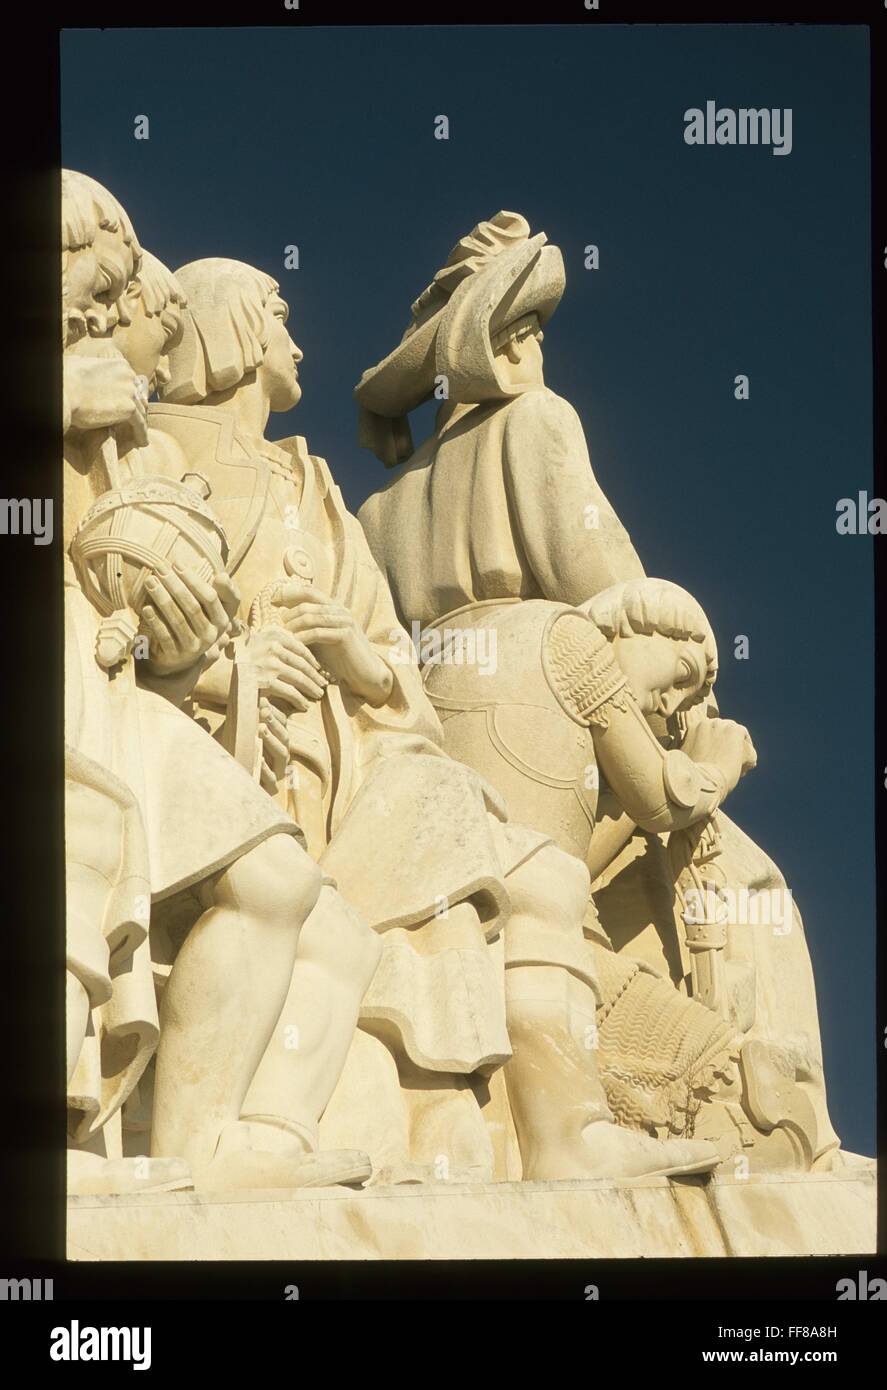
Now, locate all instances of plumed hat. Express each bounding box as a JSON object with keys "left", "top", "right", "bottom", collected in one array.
[{"left": 355, "top": 211, "right": 565, "bottom": 466}]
